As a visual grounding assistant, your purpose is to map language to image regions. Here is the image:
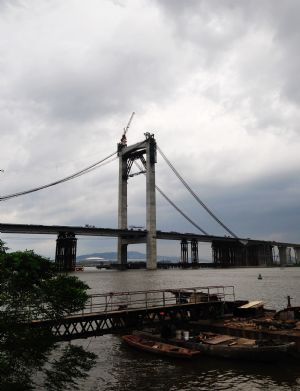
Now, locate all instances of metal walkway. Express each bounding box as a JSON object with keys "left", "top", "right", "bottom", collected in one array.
[{"left": 31, "top": 286, "right": 235, "bottom": 341}]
